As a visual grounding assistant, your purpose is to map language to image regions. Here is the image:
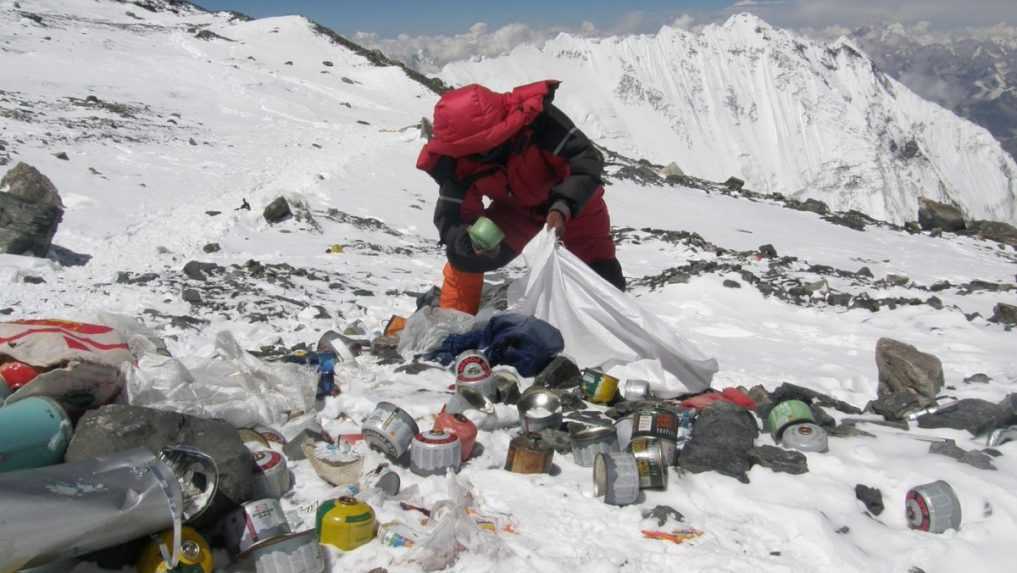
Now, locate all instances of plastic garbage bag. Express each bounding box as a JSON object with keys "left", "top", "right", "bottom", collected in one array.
[
  {"left": 397, "top": 307, "right": 475, "bottom": 358},
  {"left": 510, "top": 229, "right": 719, "bottom": 397},
  {"left": 405, "top": 475, "right": 515, "bottom": 572},
  {"left": 127, "top": 331, "right": 314, "bottom": 428}
]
